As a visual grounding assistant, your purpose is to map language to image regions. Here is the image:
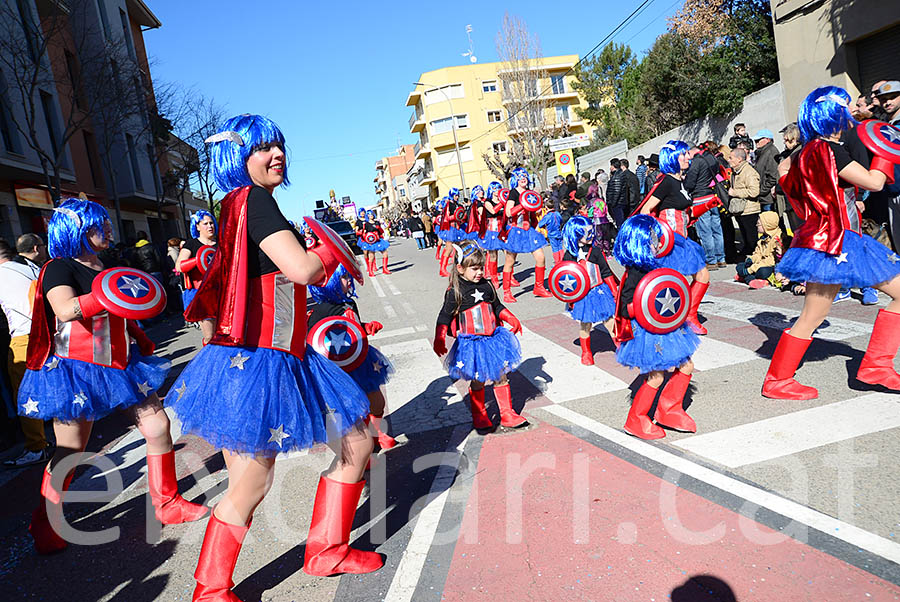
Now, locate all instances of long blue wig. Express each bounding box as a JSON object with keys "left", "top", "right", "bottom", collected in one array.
[
  {"left": 659, "top": 140, "right": 689, "bottom": 175},
  {"left": 487, "top": 181, "right": 502, "bottom": 200},
  {"left": 562, "top": 215, "right": 593, "bottom": 257},
  {"left": 209, "top": 114, "right": 290, "bottom": 191},
  {"left": 510, "top": 167, "right": 532, "bottom": 189},
  {"left": 366, "top": 210, "right": 376, "bottom": 221},
  {"left": 48, "top": 198, "right": 111, "bottom": 259},
  {"left": 798, "top": 86, "right": 856, "bottom": 144},
  {"left": 308, "top": 263, "right": 356, "bottom": 305},
  {"left": 357, "top": 208, "right": 367, "bottom": 221},
  {"left": 613, "top": 215, "right": 662, "bottom": 272},
  {"left": 448, "top": 187, "right": 460, "bottom": 200},
  {"left": 190, "top": 210, "right": 217, "bottom": 239},
  {"left": 470, "top": 185, "right": 484, "bottom": 203}
]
